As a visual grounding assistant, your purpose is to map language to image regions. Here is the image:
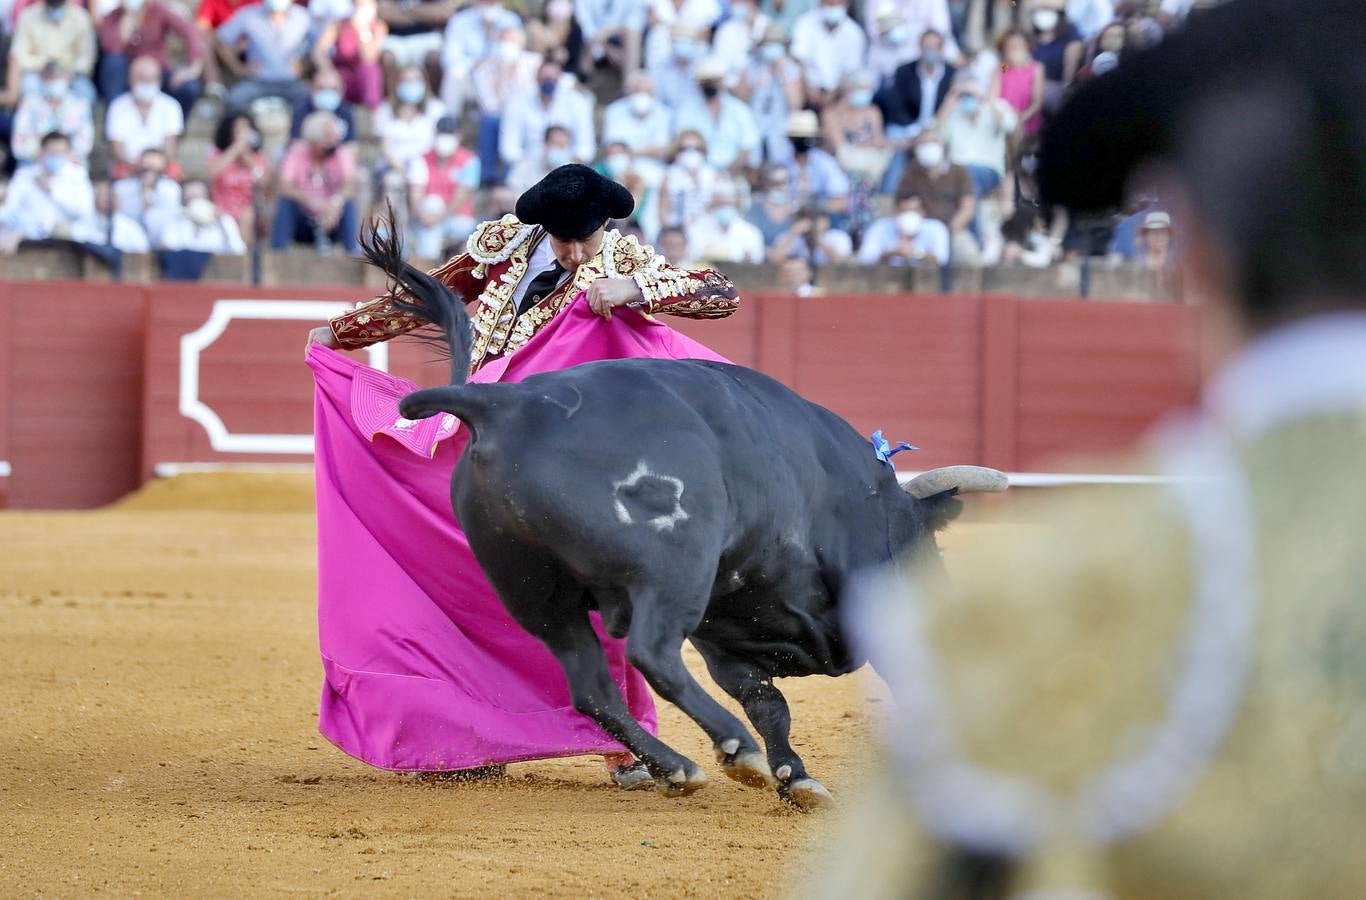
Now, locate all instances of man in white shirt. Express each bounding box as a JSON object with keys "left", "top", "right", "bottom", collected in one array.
[
  {"left": 105, "top": 55, "right": 185, "bottom": 170},
  {"left": 157, "top": 180, "right": 247, "bottom": 254},
  {"left": 711, "top": 0, "right": 769, "bottom": 80},
  {"left": 112, "top": 147, "right": 183, "bottom": 245},
  {"left": 70, "top": 179, "right": 151, "bottom": 253},
  {"left": 789, "top": 0, "right": 868, "bottom": 108},
  {"left": 440, "top": 0, "right": 521, "bottom": 110},
  {"left": 647, "top": 22, "right": 705, "bottom": 113},
  {"left": 865, "top": 8, "right": 918, "bottom": 90},
  {"left": 576, "top": 0, "right": 648, "bottom": 74},
  {"left": 498, "top": 59, "right": 596, "bottom": 172},
  {"left": 938, "top": 76, "right": 1016, "bottom": 191},
  {"left": 857, "top": 193, "right": 949, "bottom": 266},
  {"left": 686, "top": 178, "right": 764, "bottom": 263},
  {"left": 863, "top": 0, "right": 959, "bottom": 63},
  {"left": 601, "top": 70, "right": 674, "bottom": 162},
  {"left": 0, "top": 132, "right": 95, "bottom": 253},
  {"left": 1066, "top": 0, "right": 1114, "bottom": 38},
  {"left": 670, "top": 57, "right": 760, "bottom": 174}
]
